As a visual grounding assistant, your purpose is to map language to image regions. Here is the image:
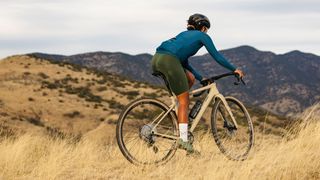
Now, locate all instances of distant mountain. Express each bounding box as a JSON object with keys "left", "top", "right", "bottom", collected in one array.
[
  {"left": 0, "top": 55, "right": 289, "bottom": 137},
  {"left": 29, "top": 45, "right": 320, "bottom": 116}
]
